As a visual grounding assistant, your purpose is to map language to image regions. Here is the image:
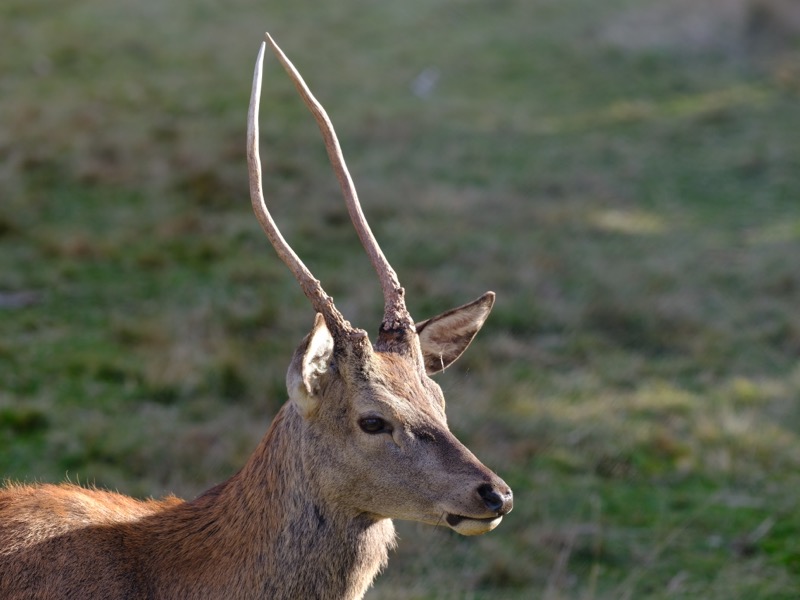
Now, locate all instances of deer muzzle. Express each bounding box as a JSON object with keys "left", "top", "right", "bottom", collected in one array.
[{"left": 443, "top": 480, "right": 513, "bottom": 536}]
